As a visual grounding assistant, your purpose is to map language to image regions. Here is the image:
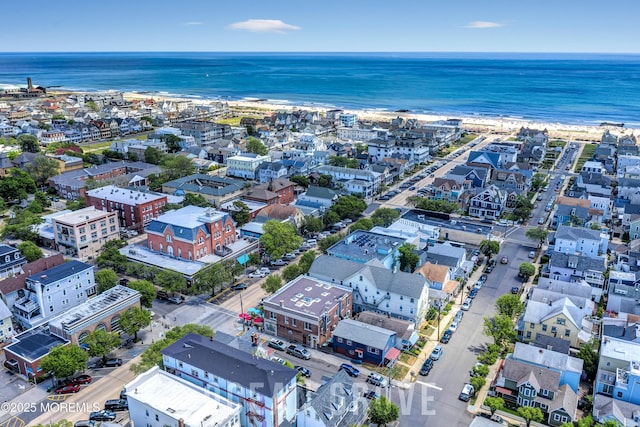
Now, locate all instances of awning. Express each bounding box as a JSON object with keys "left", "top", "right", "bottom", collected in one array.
[
  {"left": 495, "top": 386, "right": 517, "bottom": 396},
  {"left": 385, "top": 347, "right": 401, "bottom": 361}
]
